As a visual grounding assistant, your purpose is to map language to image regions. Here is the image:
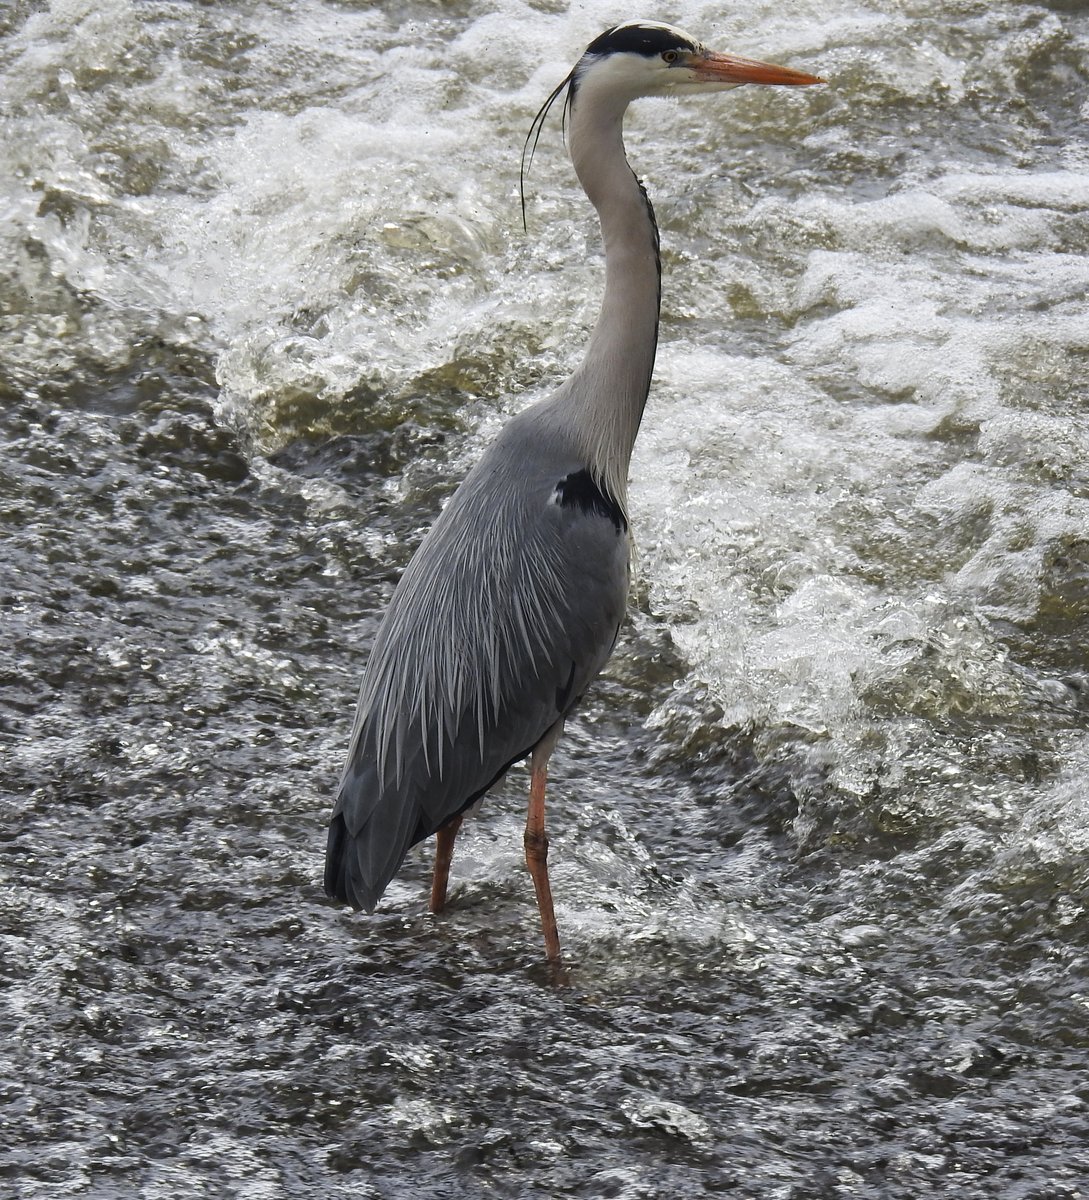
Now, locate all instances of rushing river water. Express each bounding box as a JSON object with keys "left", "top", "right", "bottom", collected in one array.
[{"left": 3, "top": 0, "right": 1089, "bottom": 1196}]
